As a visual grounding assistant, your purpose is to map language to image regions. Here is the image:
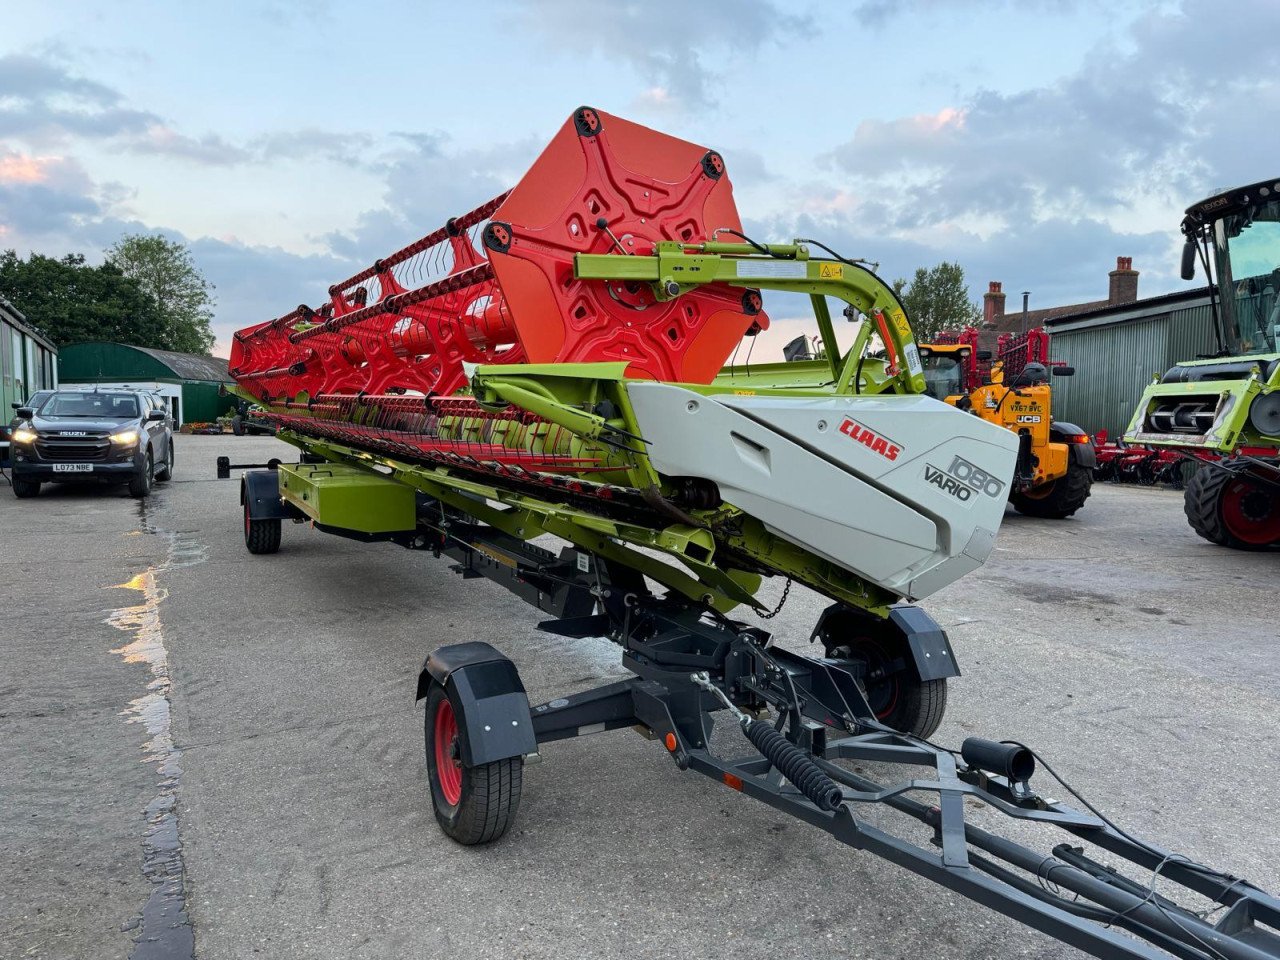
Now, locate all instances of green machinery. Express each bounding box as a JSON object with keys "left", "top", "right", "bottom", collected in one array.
[
  {"left": 1125, "top": 178, "right": 1280, "bottom": 548},
  {"left": 221, "top": 110, "right": 1280, "bottom": 959}
]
